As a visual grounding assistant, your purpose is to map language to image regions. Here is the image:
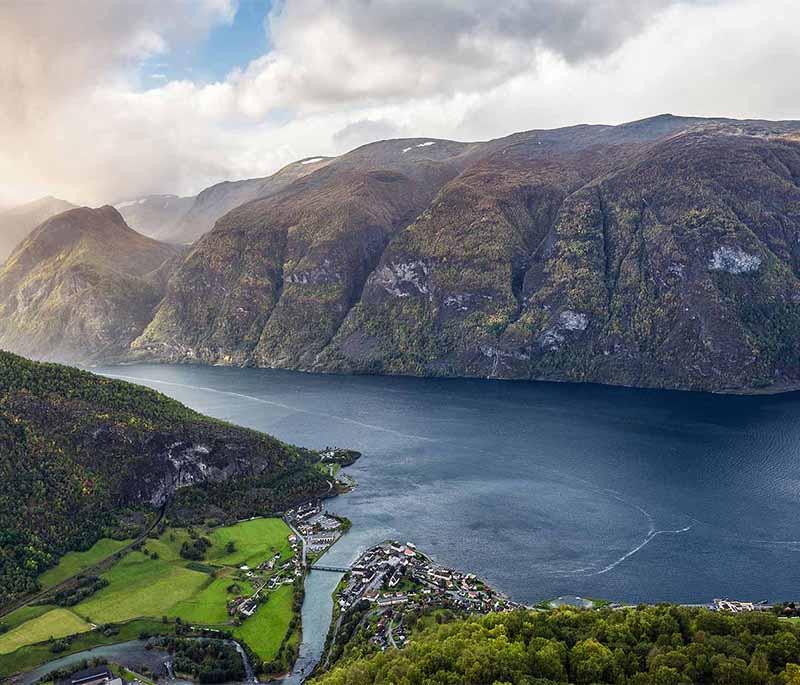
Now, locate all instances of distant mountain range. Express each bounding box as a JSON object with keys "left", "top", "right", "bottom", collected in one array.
[
  {"left": 0, "top": 196, "right": 76, "bottom": 263},
  {"left": 1, "top": 114, "right": 800, "bottom": 393},
  {"left": 114, "top": 156, "right": 332, "bottom": 244}
]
